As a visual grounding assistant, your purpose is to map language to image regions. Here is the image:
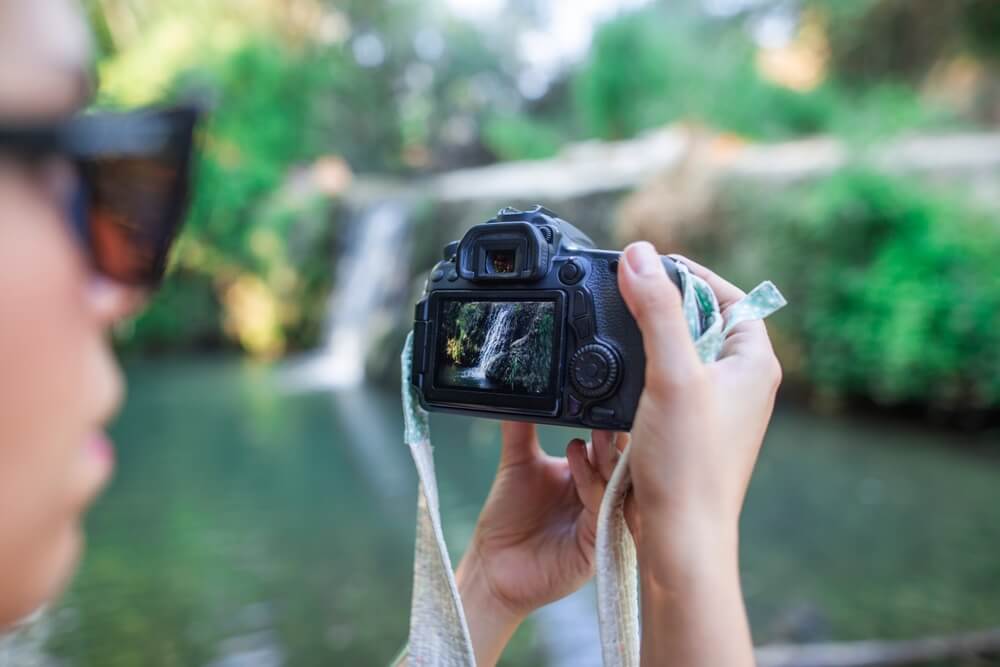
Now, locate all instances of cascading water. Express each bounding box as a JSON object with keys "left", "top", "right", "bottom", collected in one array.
[
  {"left": 283, "top": 200, "right": 411, "bottom": 390},
  {"left": 460, "top": 303, "right": 515, "bottom": 383},
  {"left": 479, "top": 304, "right": 514, "bottom": 371}
]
